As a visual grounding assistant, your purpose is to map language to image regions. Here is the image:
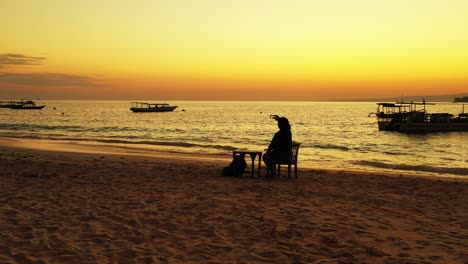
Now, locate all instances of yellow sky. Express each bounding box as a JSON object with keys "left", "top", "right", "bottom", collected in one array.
[{"left": 1, "top": 0, "right": 467, "bottom": 100}]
